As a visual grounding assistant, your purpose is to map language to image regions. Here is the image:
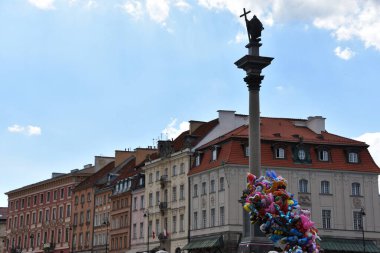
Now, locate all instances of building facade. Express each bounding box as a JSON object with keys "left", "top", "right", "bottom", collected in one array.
[
  {"left": 5, "top": 167, "right": 95, "bottom": 253},
  {"left": 187, "top": 116, "right": 380, "bottom": 253},
  {"left": 1, "top": 207, "right": 8, "bottom": 253}
]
